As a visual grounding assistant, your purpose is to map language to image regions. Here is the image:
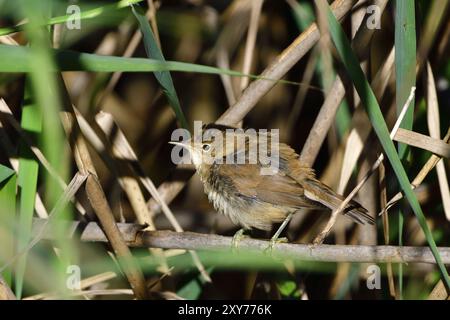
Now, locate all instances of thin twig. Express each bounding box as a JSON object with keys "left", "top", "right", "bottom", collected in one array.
[{"left": 239, "top": 0, "right": 263, "bottom": 92}]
